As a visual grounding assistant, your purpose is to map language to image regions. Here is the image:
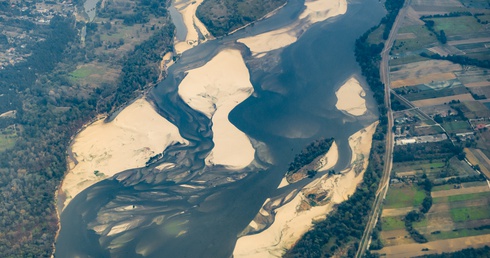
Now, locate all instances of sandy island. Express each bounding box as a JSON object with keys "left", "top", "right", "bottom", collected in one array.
[
  {"left": 335, "top": 76, "right": 367, "bottom": 116},
  {"left": 233, "top": 121, "right": 378, "bottom": 257},
  {"left": 59, "top": 98, "right": 187, "bottom": 210},
  {"left": 178, "top": 48, "right": 255, "bottom": 169},
  {"left": 237, "top": 0, "right": 347, "bottom": 56},
  {"left": 173, "top": 0, "right": 212, "bottom": 54}
]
